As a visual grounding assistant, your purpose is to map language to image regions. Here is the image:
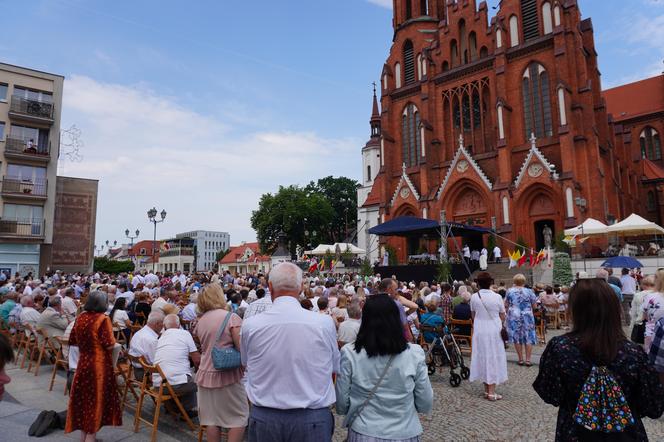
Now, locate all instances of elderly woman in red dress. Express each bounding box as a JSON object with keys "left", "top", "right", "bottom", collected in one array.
[{"left": 65, "top": 290, "right": 122, "bottom": 441}]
